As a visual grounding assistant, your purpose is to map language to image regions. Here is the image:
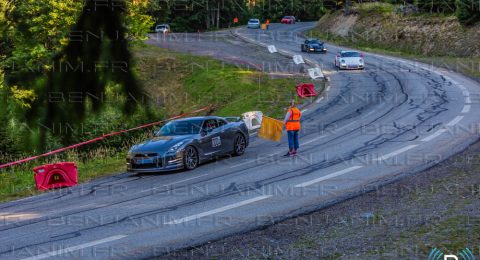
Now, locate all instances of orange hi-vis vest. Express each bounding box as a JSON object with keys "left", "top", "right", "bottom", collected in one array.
[{"left": 286, "top": 107, "right": 301, "bottom": 131}]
